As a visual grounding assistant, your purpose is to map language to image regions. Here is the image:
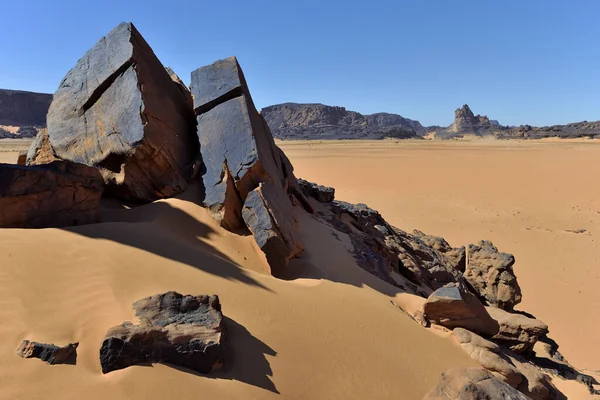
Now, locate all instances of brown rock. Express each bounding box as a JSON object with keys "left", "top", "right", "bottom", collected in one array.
[
  {"left": 17, "top": 340, "right": 78, "bottom": 365},
  {"left": 16, "top": 151, "right": 27, "bottom": 165},
  {"left": 487, "top": 307, "right": 549, "bottom": 354},
  {"left": 26, "top": 128, "right": 59, "bottom": 166},
  {"left": 423, "top": 367, "right": 530, "bottom": 400},
  {"left": 466, "top": 240, "right": 522, "bottom": 310},
  {"left": 100, "top": 291, "right": 225, "bottom": 374},
  {"left": 423, "top": 283, "right": 499, "bottom": 336},
  {"left": 0, "top": 161, "right": 104, "bottom": 228},
  {"left": 454, "top": 328, "right": 523, "bottom": 388}
]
